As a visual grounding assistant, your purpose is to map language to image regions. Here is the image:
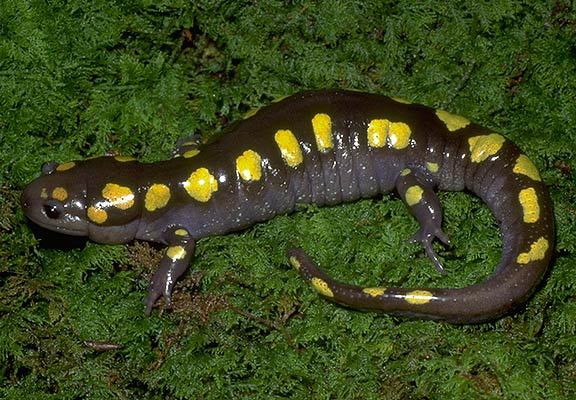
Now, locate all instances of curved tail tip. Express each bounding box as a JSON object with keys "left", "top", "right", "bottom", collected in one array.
[{"left": 286, "top": 247, "right": 305, "bottom": 270}]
